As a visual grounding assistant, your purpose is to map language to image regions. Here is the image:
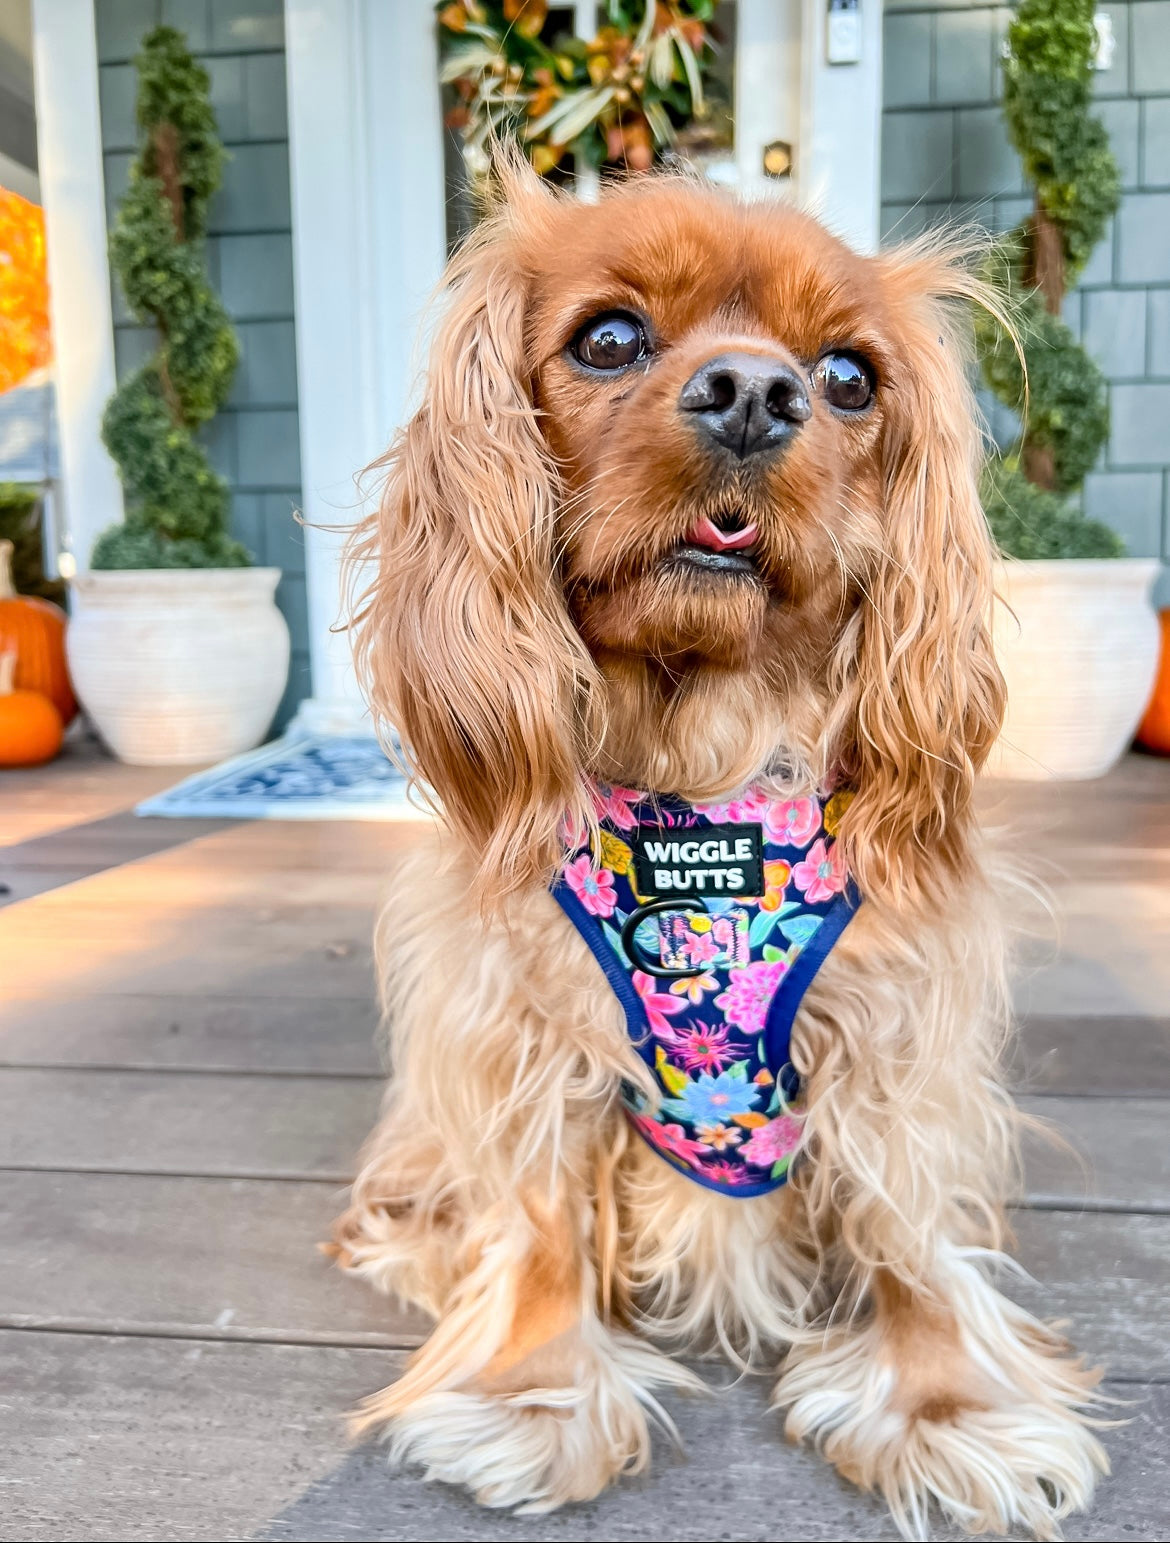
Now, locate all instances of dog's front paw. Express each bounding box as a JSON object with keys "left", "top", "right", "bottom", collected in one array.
[
  {"left": 773, "top": 1273, "right": 1109, "bottom": 1540},
  {"left": 365, "top": 1330, "right": 700, "bottom": 1513}
]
